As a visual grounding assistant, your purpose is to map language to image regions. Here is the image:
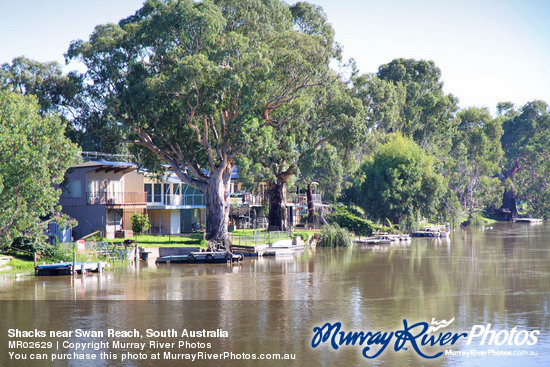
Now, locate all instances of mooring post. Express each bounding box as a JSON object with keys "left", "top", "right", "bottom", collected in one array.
[
  {"left": 98, "top": 261, "right": 102, "bottom": 273},
  {"left": 72, "top": 251, "right": 76, "bottom": 276}
]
